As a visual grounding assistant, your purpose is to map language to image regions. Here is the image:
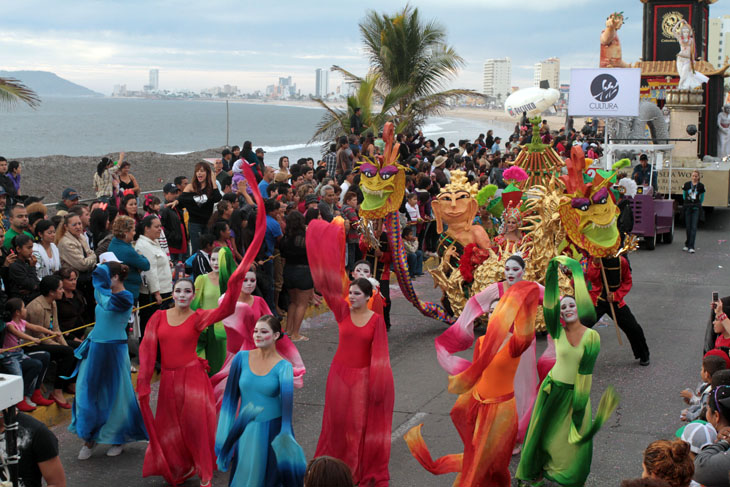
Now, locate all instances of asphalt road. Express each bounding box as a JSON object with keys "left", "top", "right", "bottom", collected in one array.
[{"left": 52, "top": 208, "right": 730, "bottom": 486}]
